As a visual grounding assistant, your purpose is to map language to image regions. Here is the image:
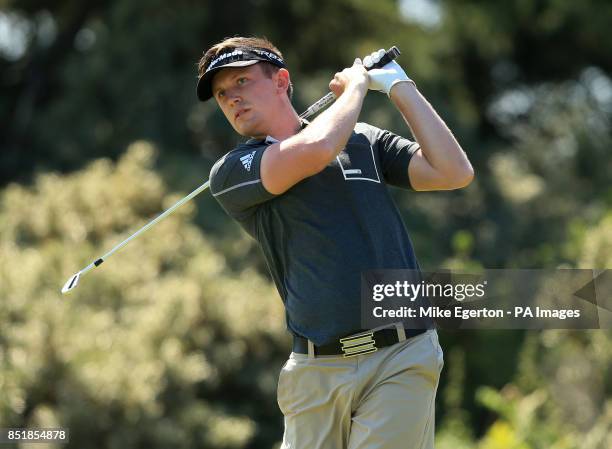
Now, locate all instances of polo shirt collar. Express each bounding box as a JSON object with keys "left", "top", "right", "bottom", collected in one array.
[{"left": 246, "top": 119, "right": 310, "bottom": 145}]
